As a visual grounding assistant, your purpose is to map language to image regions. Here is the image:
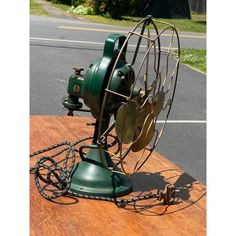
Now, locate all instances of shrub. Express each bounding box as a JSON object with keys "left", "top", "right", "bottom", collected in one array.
[
  {"left": 68, "top": 5, "right": 93, "bottom": 15},
  {"left": 71, "top": 0, "right": 86, "bottom": 7},
  {"left": 48, "top": 0, "right": 141, "bottom": 19},
  {"left": 50, "top": 0, "right": 71, "bottom": 5}
]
